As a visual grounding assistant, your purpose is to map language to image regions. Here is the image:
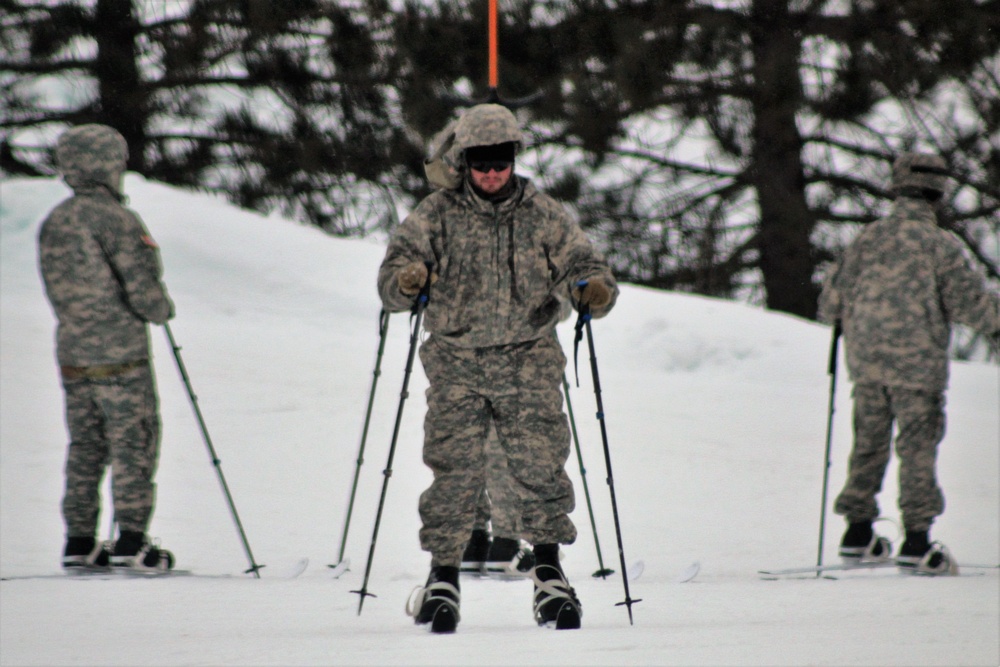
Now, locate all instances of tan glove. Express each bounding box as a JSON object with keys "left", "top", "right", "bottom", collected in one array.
[
  {"left": 397, "top": 262, "right": 438, "bottom": 296},
  {"left": 572, "top": 277, "right": 612, "bottom": 309}
]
